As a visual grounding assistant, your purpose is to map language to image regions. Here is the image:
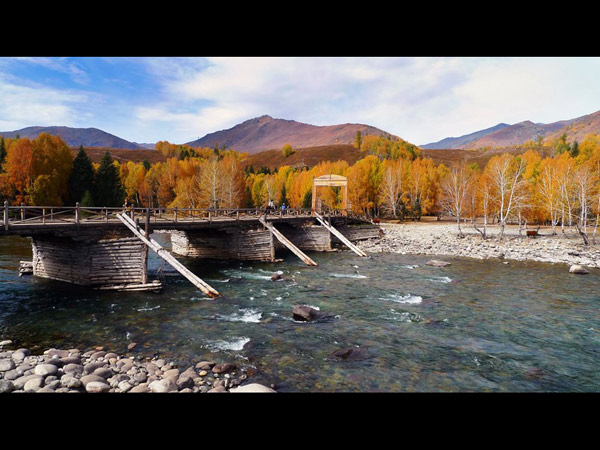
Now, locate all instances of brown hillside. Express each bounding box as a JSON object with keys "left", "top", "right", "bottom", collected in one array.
[
  {"left": 71, "top": 147, "right": 167, "bottom": 164},
  {"left": 543, "top": 110, "right": 600, "bottom": 144},
  {"left": 243, "top": 143, "right": 556, "bottom": 171},
  {"left": 242, "top": 144, "right": 364, "bottom": 170}
]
